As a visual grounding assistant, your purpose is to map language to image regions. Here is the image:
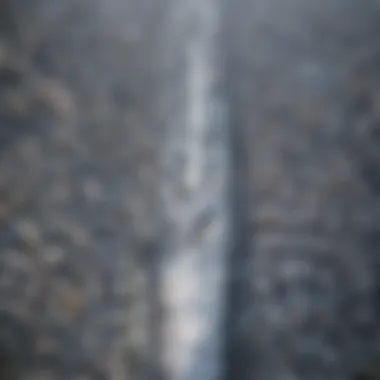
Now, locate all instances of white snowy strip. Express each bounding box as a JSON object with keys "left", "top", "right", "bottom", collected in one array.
[{"left": 159, "top": 0, "right": 230, "bottom": 379}]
